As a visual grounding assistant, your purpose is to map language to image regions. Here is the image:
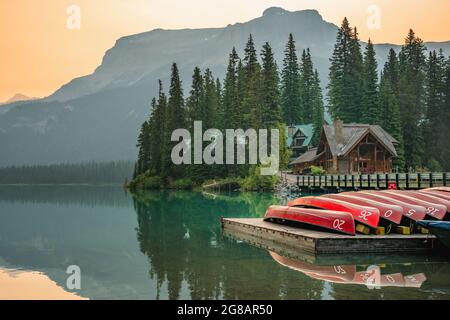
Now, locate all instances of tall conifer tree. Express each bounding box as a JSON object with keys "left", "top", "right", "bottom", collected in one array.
[{"left": 281, "top": 34, "right": 301, "bottom": 125}]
